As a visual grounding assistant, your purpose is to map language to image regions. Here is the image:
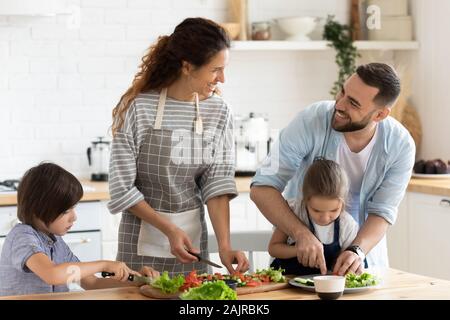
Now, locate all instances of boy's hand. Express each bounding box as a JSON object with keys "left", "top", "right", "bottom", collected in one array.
[{"left": 104, "top": 261, "right": 136, "bottom": 282}]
